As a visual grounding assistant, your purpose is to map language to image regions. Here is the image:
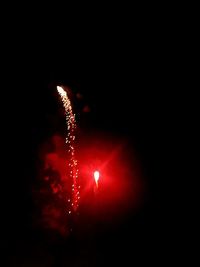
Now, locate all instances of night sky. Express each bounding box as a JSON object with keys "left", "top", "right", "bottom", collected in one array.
[{"left": 0, "top": 42, "right": 174, "bottom": 266}]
